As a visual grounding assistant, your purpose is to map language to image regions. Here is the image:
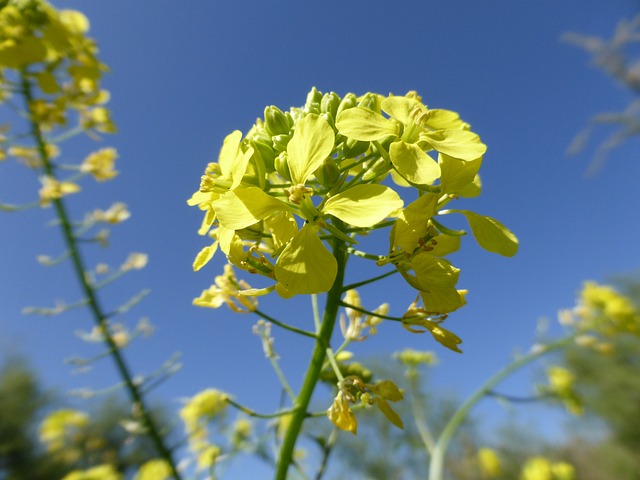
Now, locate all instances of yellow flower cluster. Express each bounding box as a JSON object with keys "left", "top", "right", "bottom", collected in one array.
[
  {"left": 39, "top": 408, "right": 89, "bottom": 453},
  {"left": 0, "top": 0, "right": 119, "bottom": 206},
  {"left": 544, "top": 366, "right": 583, "bottom": 415},
  {"left": 520, "top": 456, "right": 575, "bottom": 480},
  {"left": 190, "top": 87, "right": 517, "bottom": 348},
  {"left": 180, "top": 389, "right": 229, "bottom": 470},
  {"left": 327, "top": 376, "right": 403, "bottom": 434},
  {"left": 560, "top": 281, "right": 640, "bottom": 340}
]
